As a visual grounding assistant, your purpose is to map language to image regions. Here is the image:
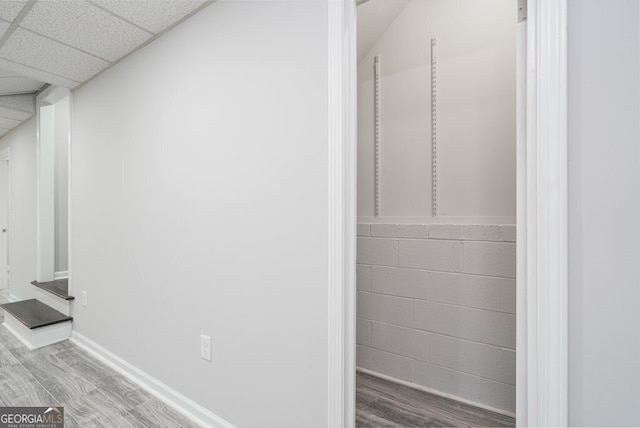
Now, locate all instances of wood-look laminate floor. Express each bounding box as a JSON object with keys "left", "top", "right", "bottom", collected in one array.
[
  {"left": 0, "top": 293, "right": 198, "bottom": 427},
  {"left": 356, "top": 372, "right": 515, "bottom": 428}
]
